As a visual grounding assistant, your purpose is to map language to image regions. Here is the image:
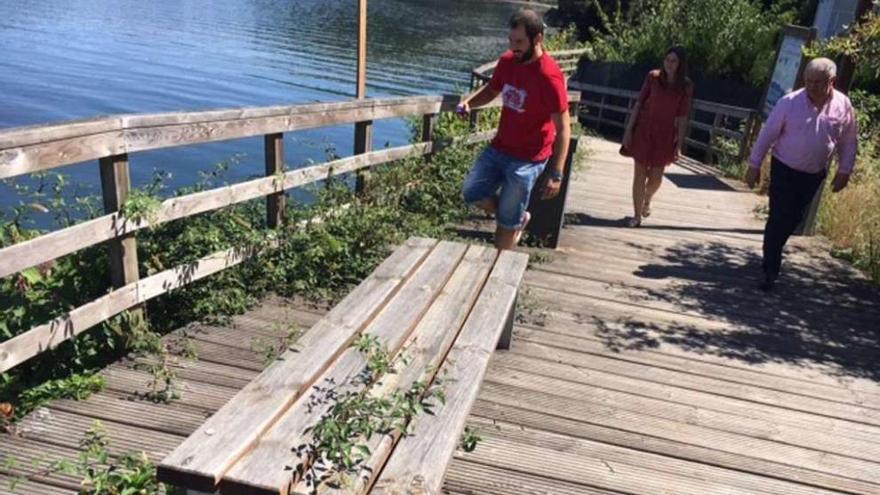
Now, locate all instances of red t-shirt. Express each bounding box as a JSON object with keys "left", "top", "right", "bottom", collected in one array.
[{"left": 489, "top": 51, "right": 568, "bottom": 162}]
